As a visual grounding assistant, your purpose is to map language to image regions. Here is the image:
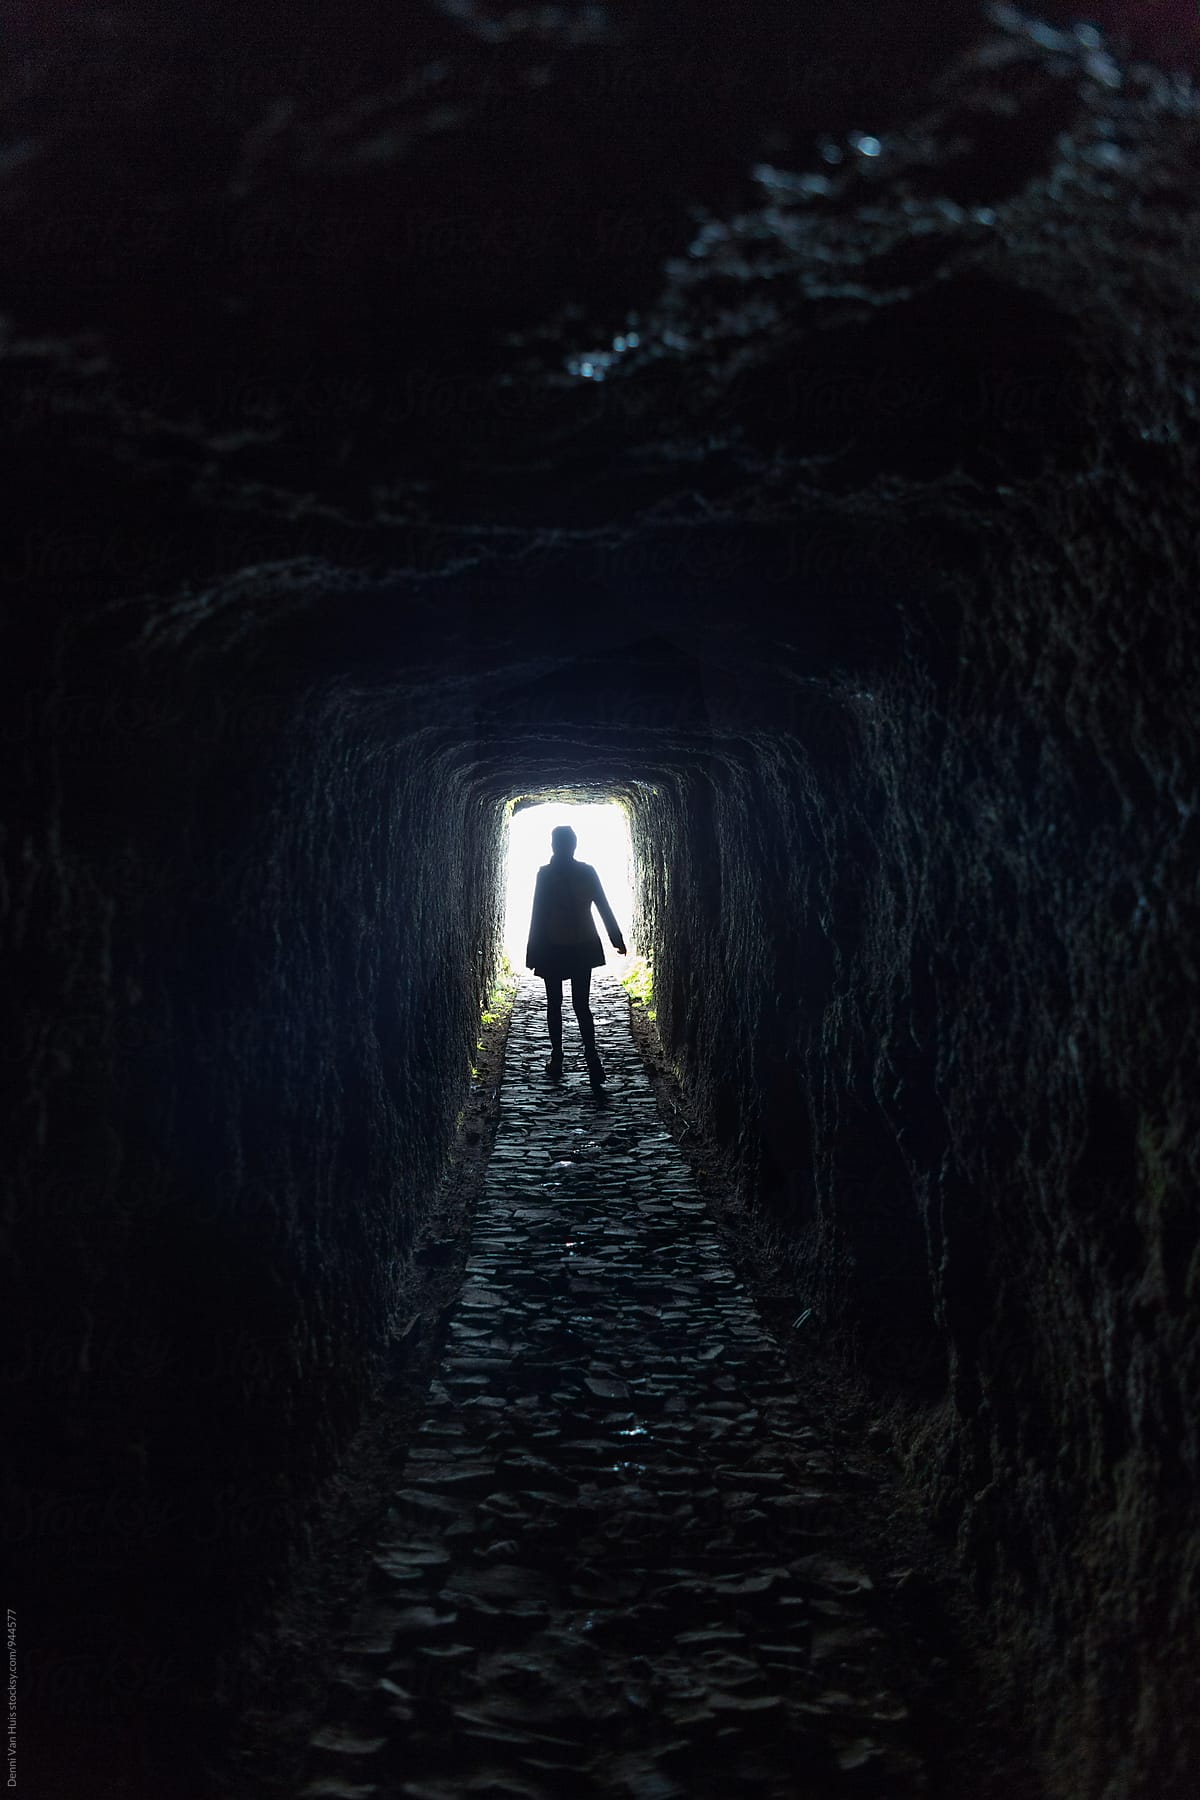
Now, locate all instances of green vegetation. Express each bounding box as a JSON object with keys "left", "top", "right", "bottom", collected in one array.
[
  {"left": 471, "top": 951, "right": 520, "bottom": 1077},
  {"left": 1136, "top": 1109, "right": 1172, "bottom": 1209},
  {"left": 482, "top": 950, "right": 519, "bottom": 1024},
  {"left": 619, "top": 954, "right": 656, "bottom": 1023}
]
